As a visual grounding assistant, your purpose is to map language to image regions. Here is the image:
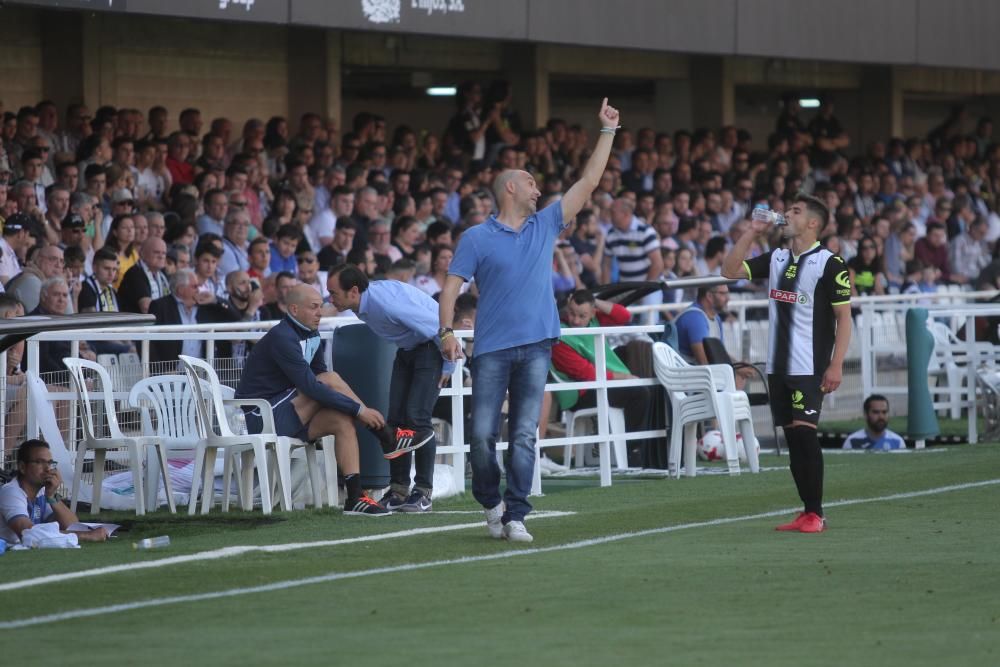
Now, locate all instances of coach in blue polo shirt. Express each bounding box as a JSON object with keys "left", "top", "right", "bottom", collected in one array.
[{"left": 438, "top": 98, "right": 622, "bottom": 544}]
